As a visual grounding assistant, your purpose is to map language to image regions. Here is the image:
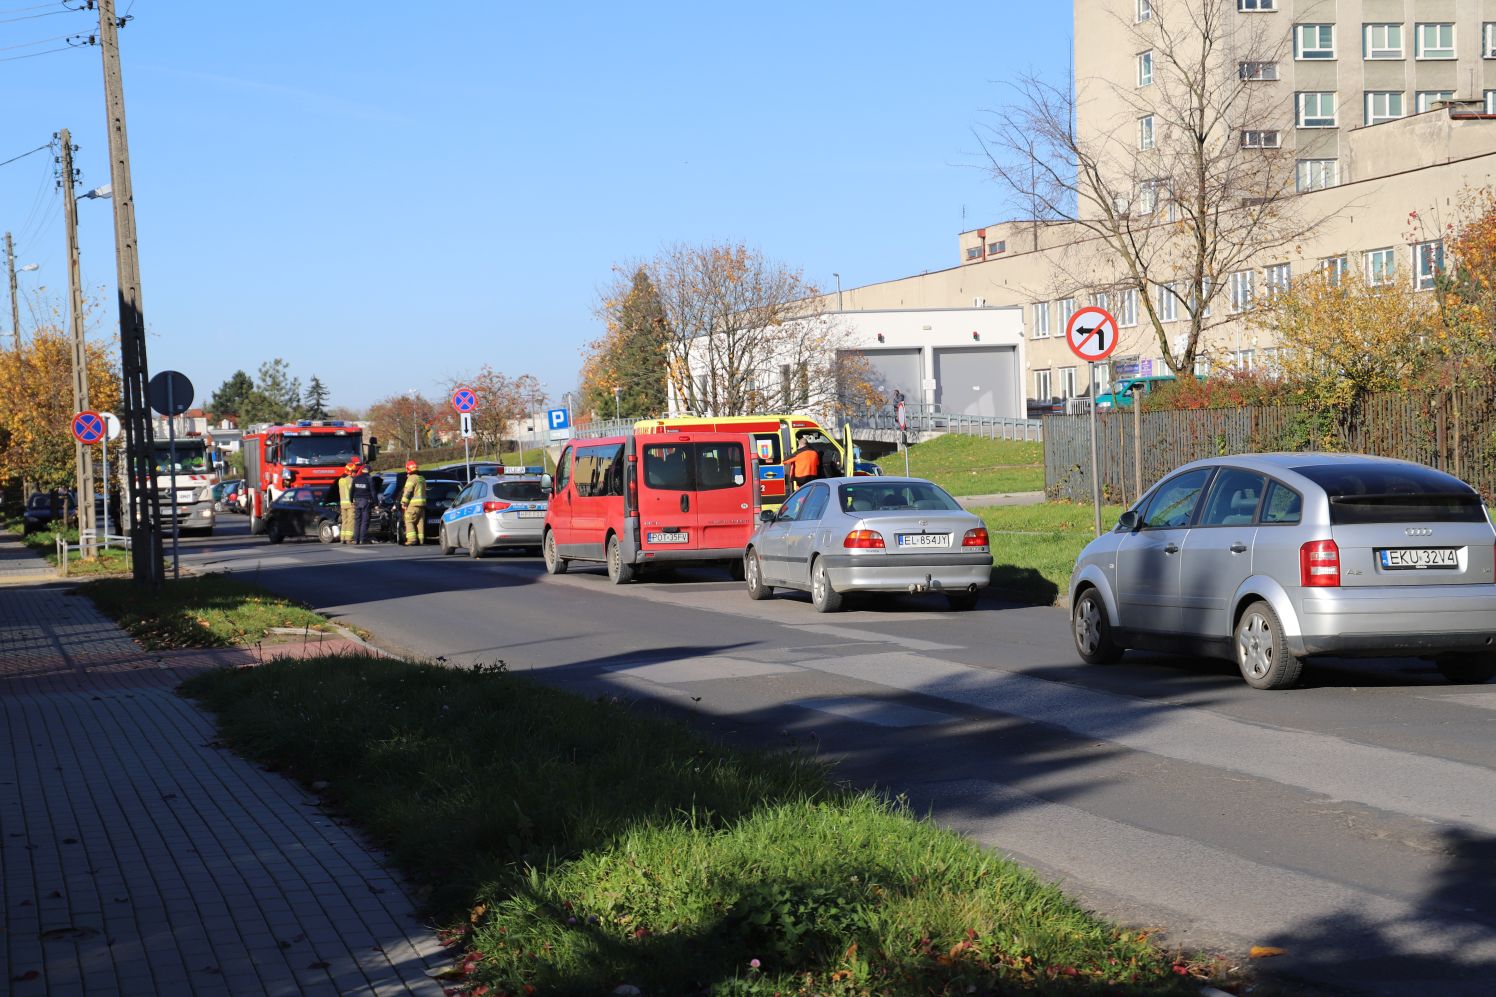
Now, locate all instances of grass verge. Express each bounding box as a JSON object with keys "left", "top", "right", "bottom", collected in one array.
[
  {"left": 976, "top": 502, "right": 1126, "bottom": 606},
  {"left": 83, "top": 574, "right": 330, "bottom": 649},
  {"left": 11, "top": 525, "right": 133, "bottom": 576},
  {"left": 182, "top": 656, "right": 1224, "bottom": 994},
  {"left": 877, "top": 435, "right": 1044, "bottom": 496}
]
